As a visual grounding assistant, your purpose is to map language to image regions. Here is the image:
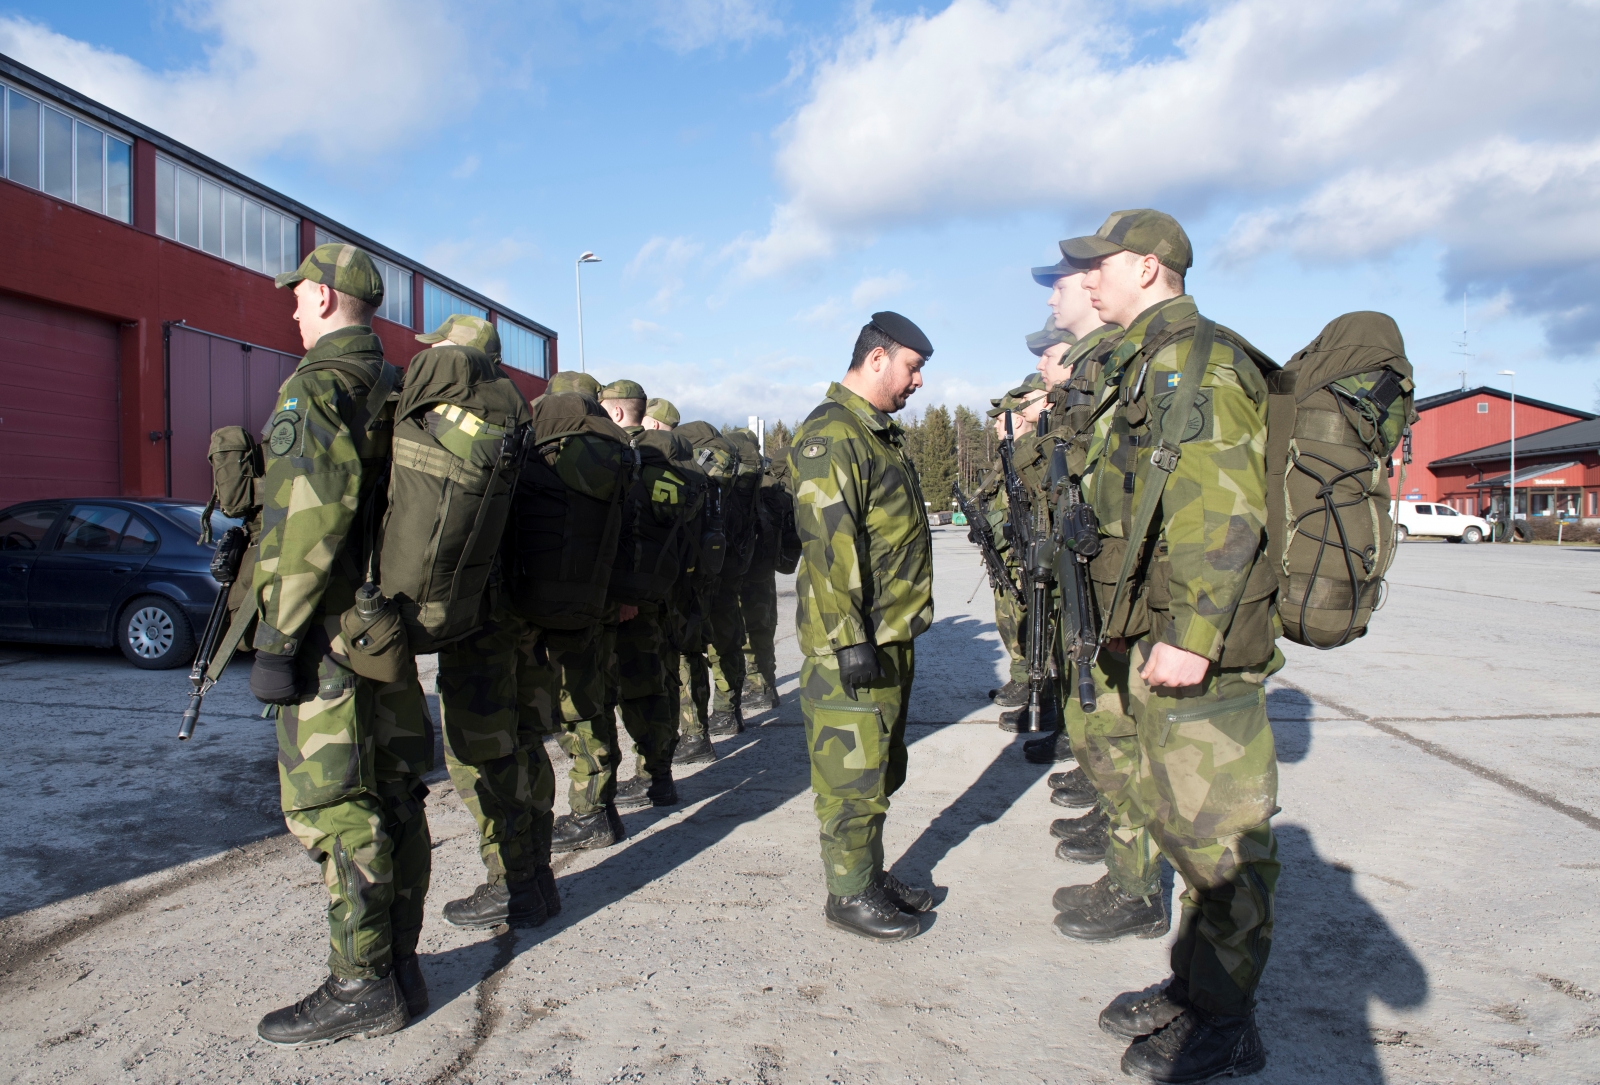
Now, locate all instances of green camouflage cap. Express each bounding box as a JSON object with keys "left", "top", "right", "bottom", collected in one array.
[
  {"left": 601, "top": 379, "right": 647, "bottom": 401},
  {"left": 548, "top": 371, "right": 602, "bottom": 397},
  {"left": 1026, "top": 316, "right": 1076, "bottom": 356},
  {"left": 646, "top": 398, "right": 680, "bottom": 427},
  {"left": 1059, "top": 209, "right": 1192, "bottom": 273},
  {"left": 274, "top": 243, "right": 385, "bottom": 305},
  {"left": 416, "top": 314, "right": 500, "bottom": 358}
]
